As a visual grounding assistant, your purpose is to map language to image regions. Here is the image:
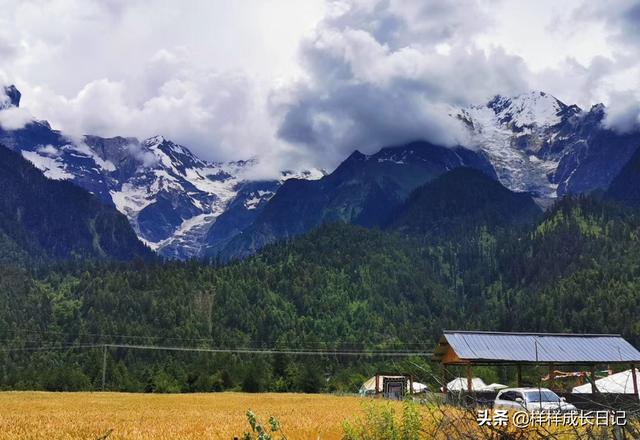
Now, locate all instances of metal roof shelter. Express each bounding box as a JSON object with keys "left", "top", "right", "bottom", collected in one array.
[{"left": 433, "top": 331, "right": 640, "bottom": 397}]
